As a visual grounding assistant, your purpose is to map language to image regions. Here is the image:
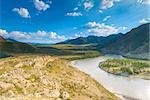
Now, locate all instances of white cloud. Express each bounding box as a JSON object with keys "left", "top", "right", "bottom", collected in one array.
[
  {"left": 99, "top": 10, "right": 103, "bottom": 13},
  {"left": 36, "top": 31, "right": 48, "bottom": 37},
  {"left": 57, "top": 35, "right": 66, "bottom": 40},
  {"left": 118, "top": 26, "right": 128, "bottom": 31},
  {"left": 0, "top": 29, "right": 66, "bottom": 42},
  {"left": 100, "top": 0, "right": 120, "bottom": 10},
  {"left": 87, "top": 22, "right": 119, "bottom": 36},
  {"left": 121, "top": 26, "right": 127, "bottom": 30},
  {"left": 0, "top": 29, "right": 8, "bottom": 36},
  {"left": 139, "top": 18, "right": 150, "bottom": 24},
  {"left": 34, "top": 0, "right": 51, "bottom": 11},
  {"left": 73, "top": 7, "right": 78, "bottom": 11},
  {"left": 10, "top": 31, "right": 31, "bottom": 39},
  {"left": 74, "top": 32, "right": 83, "bottom": 37},
  {"left": 103, "top": 16, "right": 111, "bottom": 21},
  {"left": 84, "top": 1, "right": 94, "bottom": 10},
  {"left": 0, "top": 29, "right": 31, "bottom": 39},
  {"left": 50, "top": 32, "right": 65, "bottom": 40},
  {"left": 50, "top": 32, "right": 57, "bottom": 39},
  {"left": 13, "top": 8, "right": 31, "bottom": 18},
  {"left": 137, "top": 0, "right": 150, "bottom": 5},
  {"left": 66, "top": 12, "right": 82, "bottom": 16},
  {"left": 87, "top": 22, "right": 101, "bottom": 27}
]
